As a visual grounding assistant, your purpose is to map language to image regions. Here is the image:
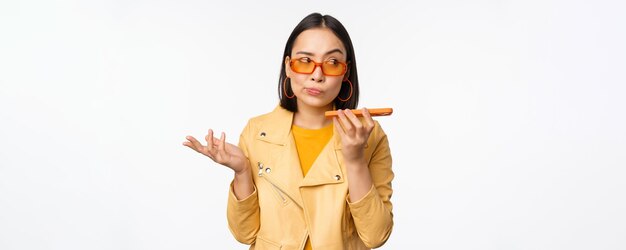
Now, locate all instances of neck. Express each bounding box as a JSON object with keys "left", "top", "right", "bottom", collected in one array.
[{"left": 293, "top": 103, "right": 333, "bottom": 129}]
